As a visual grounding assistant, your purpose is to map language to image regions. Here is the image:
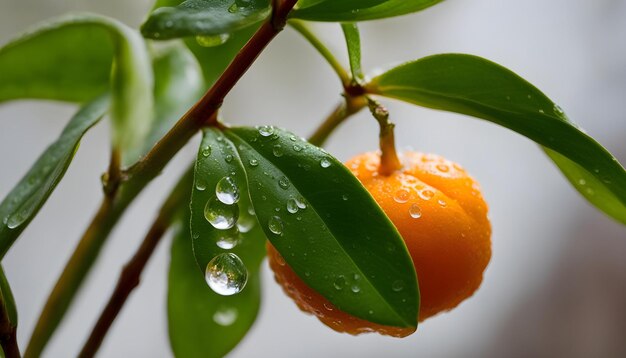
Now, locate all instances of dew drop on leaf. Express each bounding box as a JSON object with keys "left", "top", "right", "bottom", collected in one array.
[
  {"left": 333, "top": 275, "right": 346, "bottom": 290},
  {"left": 215, "top": 176, "right": 240, "bottom": 205},
  {"left": 273, "top": 144, "right": 283, "bottom": 157},
  {"left": 201, "top": 145, "right": 211, "bottom": 157},
  {"left": 320, "top": 158, "right": 331, "bottom": 168},
  {"left": 204, "top": 198, "right": 239, "bottom": 230},
  {"left": 392, "top": 280, "right": 405, "bottom": 292},
  {"left": 286, "top": 198, "right": 299, "bottom": 214},
  {"left": 205, "top": 253, "right": 248, "bottom": 296},
  {"left": 195, "top": 33, "right": 231, "bottom": 47},
  {"left": 249, "top": 158, "right": 259, "bottom": 167},
  {"left": 258, "top": 125, "right": 274, "bottom": 137},
  {"left": 268, "top": 216, "right": 283, "bottom": 235},
  {"left": 216, "top": 230, "right": 240, "bottom": 250}
]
